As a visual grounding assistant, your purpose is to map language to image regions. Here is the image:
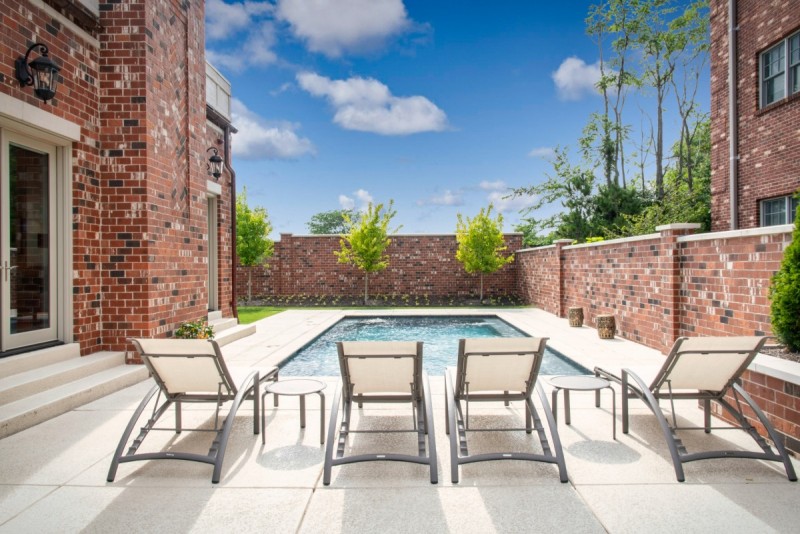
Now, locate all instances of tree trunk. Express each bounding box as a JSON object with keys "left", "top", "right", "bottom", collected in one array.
[
  {"left": 247, "top": 269, "right": 252, "bottom": 302},
  {"left": 479, "top": 274, "right": 484, "bottom": 302},
  {"left": 655, "top": 86, "right": 664, "bottom": 200},
  {"left": 364, "top": 272, "right": 369, "bottom": 305}
]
